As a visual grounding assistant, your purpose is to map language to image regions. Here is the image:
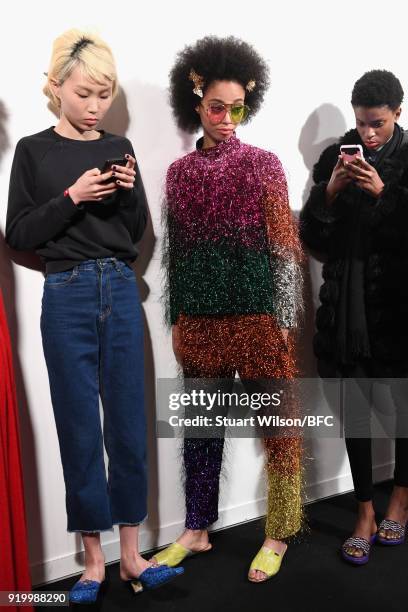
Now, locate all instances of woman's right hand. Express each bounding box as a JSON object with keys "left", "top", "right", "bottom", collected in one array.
[
  {"left": 172, "top": 324, "right": 184, "bottom": 365},
  {"left": 326, "top": 156, "right": 352, "bottom": 204},
  {"left": 68, "top": 168, "right": 117, "bottom": 205}
]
